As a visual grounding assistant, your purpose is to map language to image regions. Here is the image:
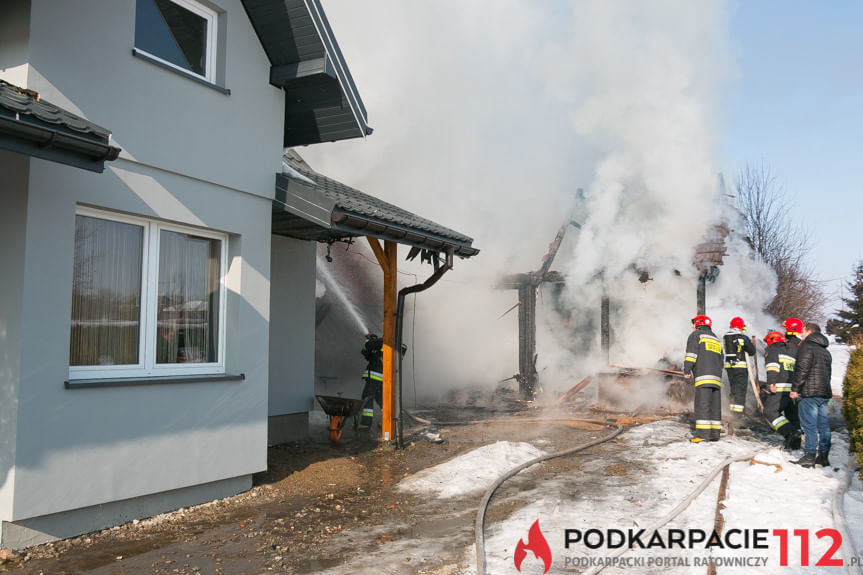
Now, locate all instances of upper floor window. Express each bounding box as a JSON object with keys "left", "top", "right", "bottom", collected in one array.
[
  {"left": 70, "top": 207, "right": 227, "bottom": 379},
  {"left": 135, "top": 0, "right": 218, "bottom": 83}
]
